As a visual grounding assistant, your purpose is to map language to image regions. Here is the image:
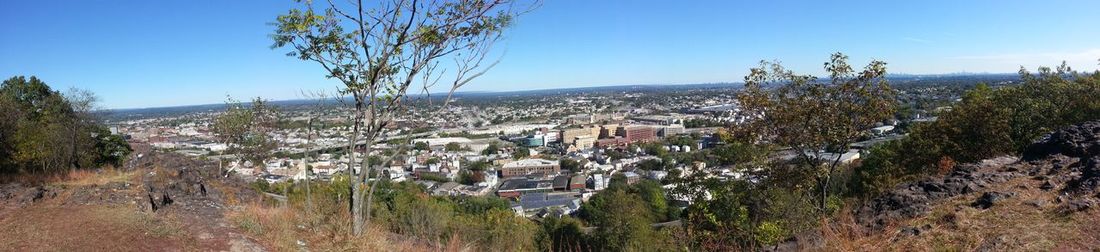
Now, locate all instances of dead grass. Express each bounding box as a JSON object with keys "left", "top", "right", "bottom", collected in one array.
[
  {"left": 228, "top": 201, "right": 470, "bottom": 252},
  {"left": 0, "top": 205, "right": 194, "bottom": 252},
  {"left": 53, "top": 167, "right": 138, "bottom": 187},
  {"left": 1, "top": 165, "right": 133, "bottom": 186},
  {"left": 820, "top": 174, "right": 1100, "bottom": 251}
]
